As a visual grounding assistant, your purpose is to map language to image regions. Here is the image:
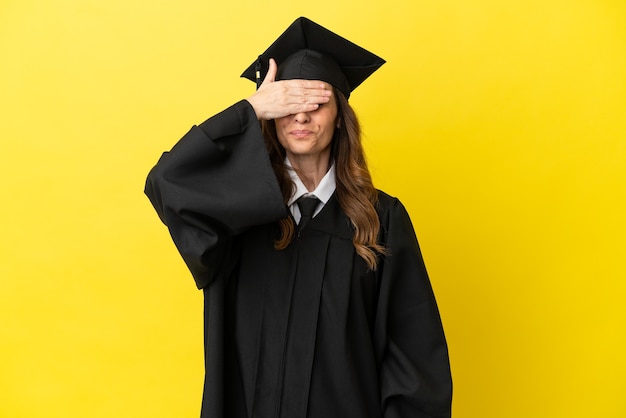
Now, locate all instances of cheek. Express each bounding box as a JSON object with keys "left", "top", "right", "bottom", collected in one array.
[
  {"left": 320, "top": 118, "right": 337, "bottom": 141},
  {"left": 322, "top": 130, "right": 335, "bottom": 147},
  {"left": 274, "top": 119, "right": 289, "bottom": 145},
  {"left": 320, "top": 107, "right": 338, "bottom": 135}
]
